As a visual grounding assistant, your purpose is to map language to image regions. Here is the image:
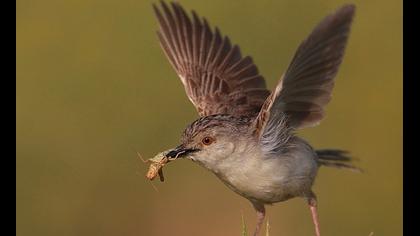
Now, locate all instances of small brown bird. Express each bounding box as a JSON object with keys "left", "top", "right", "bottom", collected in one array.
[{"left": 151, "top": 1, "right": 357, "bottom": 235}]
